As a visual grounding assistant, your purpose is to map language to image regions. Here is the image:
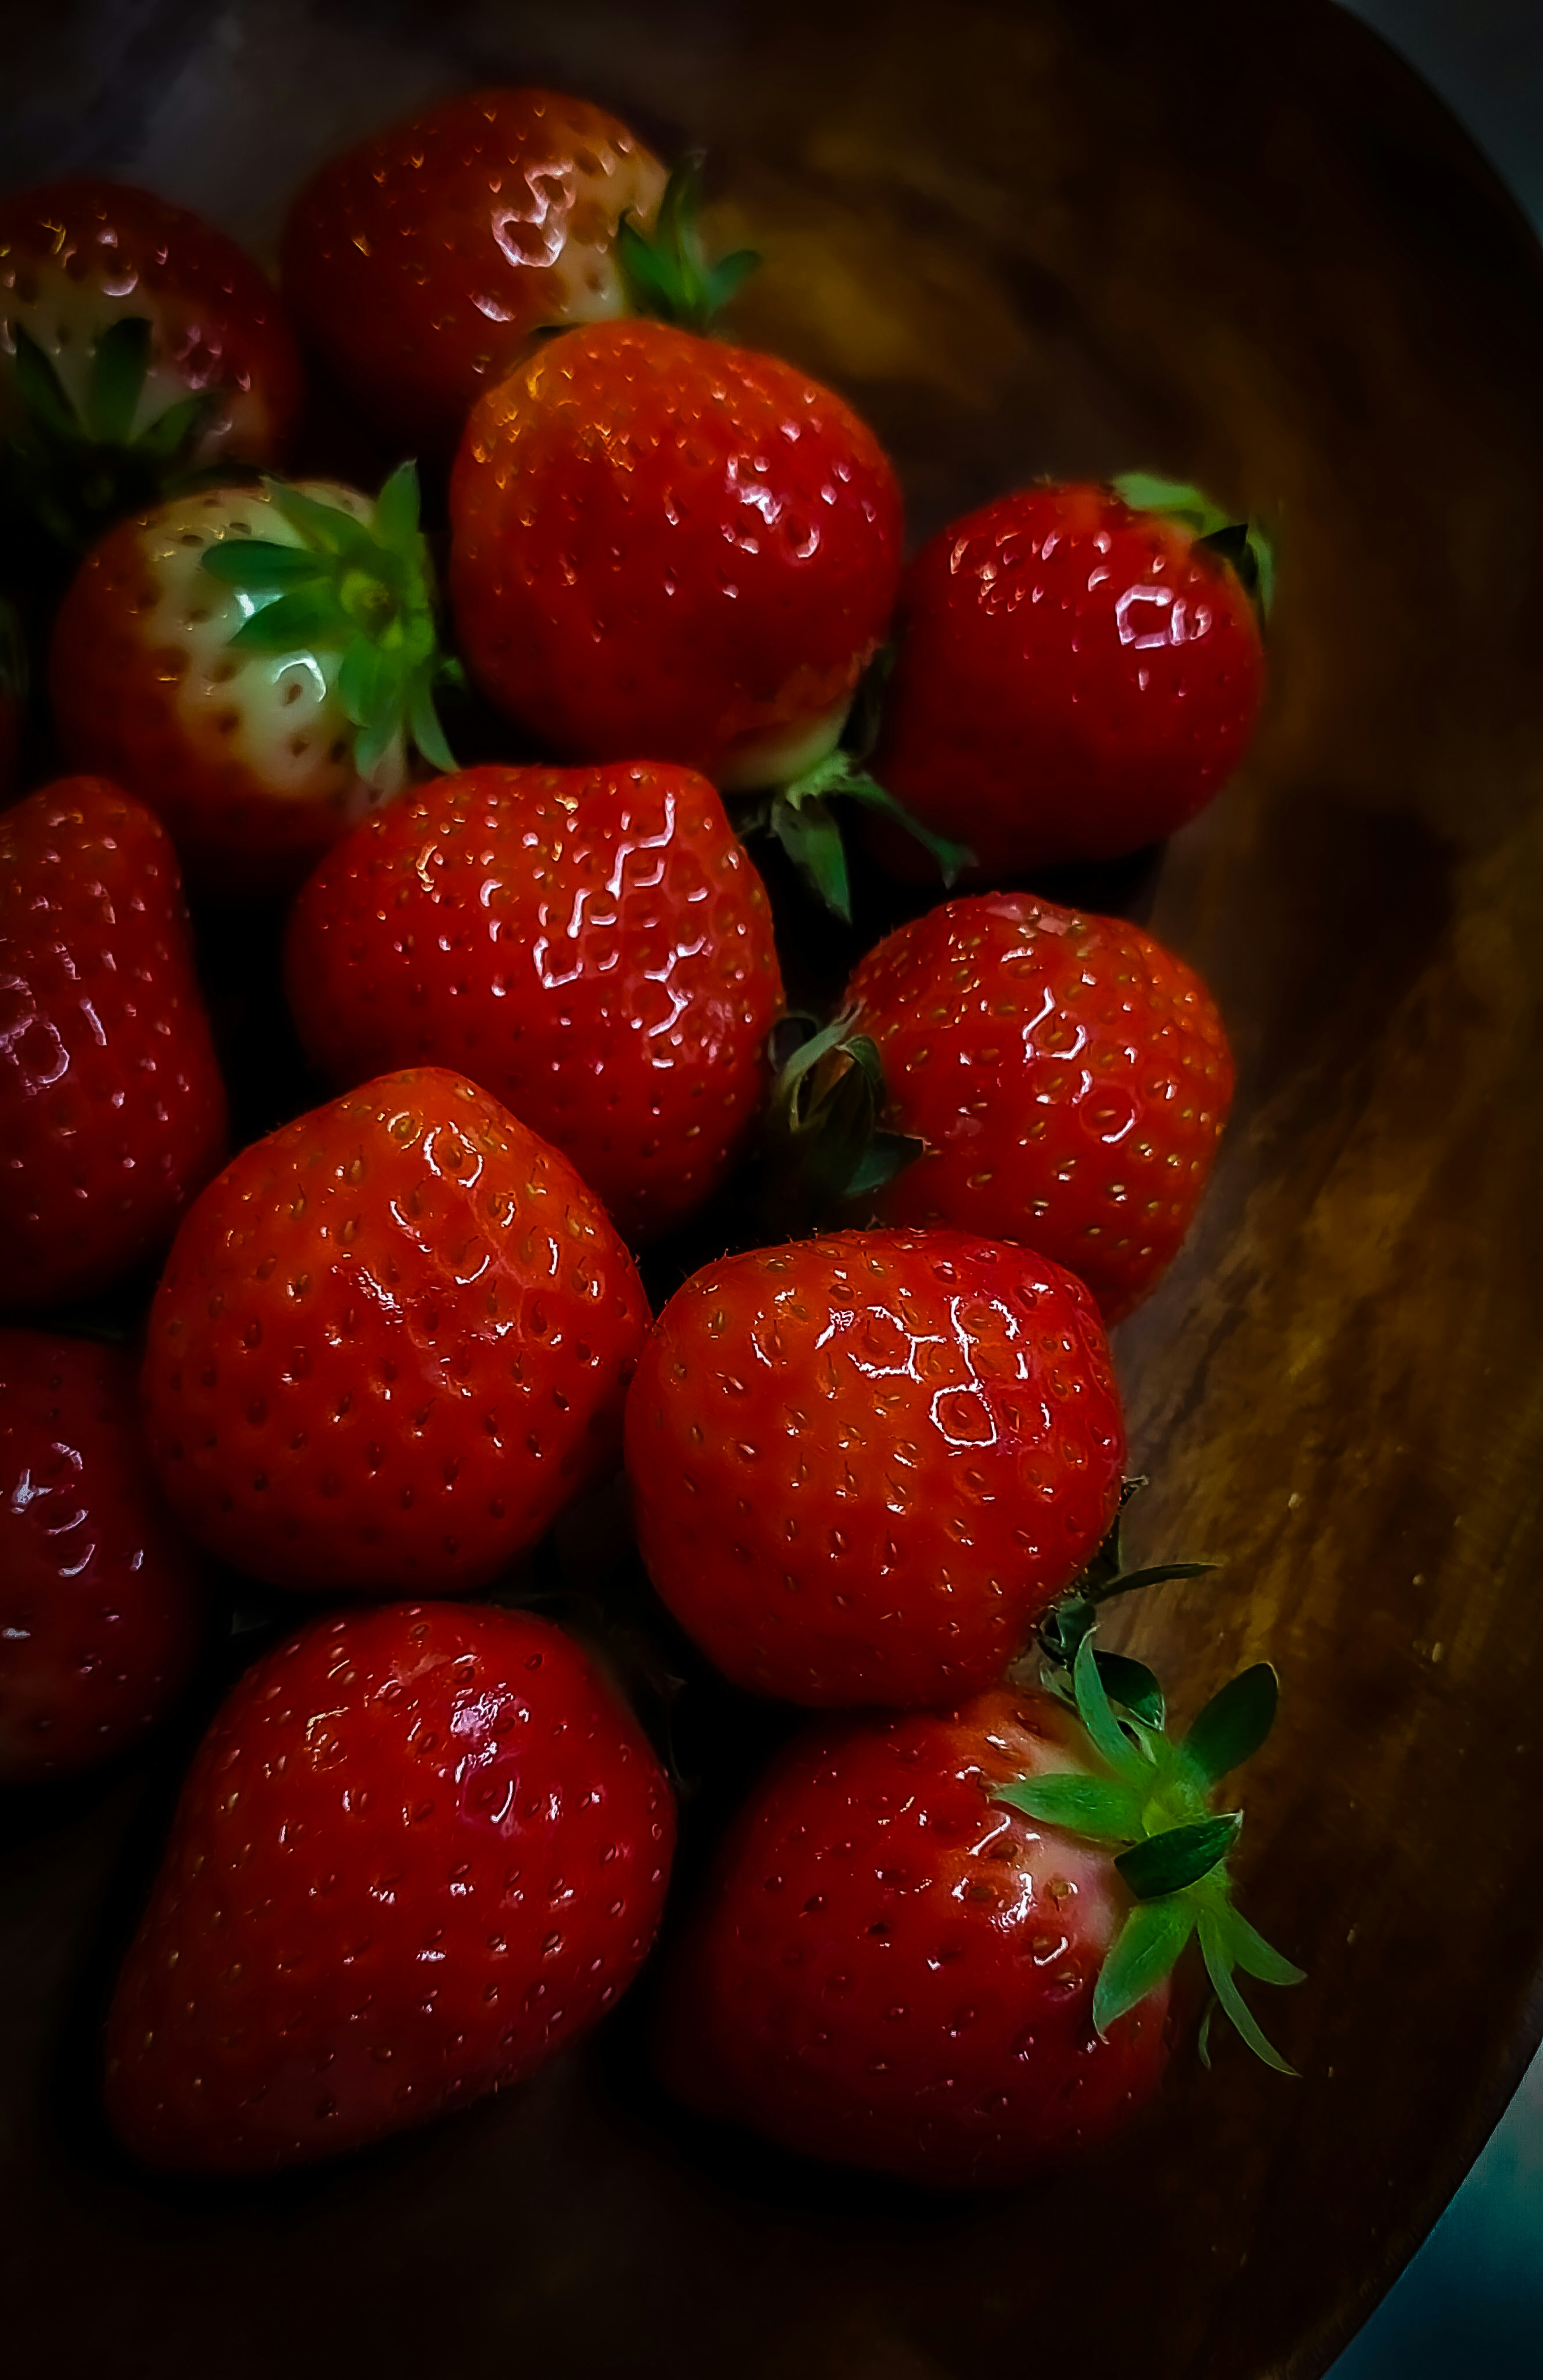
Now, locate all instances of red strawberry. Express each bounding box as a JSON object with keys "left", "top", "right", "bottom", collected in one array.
[
  {"left": 869, "top": 481, "right": 1266, "bottom": 879},
  {"left": 0, "top": 1329, "right": 204, "bottom": 1785},
  {"left": 0, "top": 778, "right": 227, "bottom": 1313},
  {"left": 0, "top": 178, "right": 302, "bottom": 560},
  {"left": 48, "top": 465, "right": 457, "bottom": 897},
  {"left": 282, "top": 89, "right": 668, "bottom": 454},
  {"left": 795, "top": 893, "right": 1235, "bottom": 1325},
  {"left": 656, "top": 1646, "right": 1299, "bottom": 2188},
  {"left": 625, "top": 1229, "right": 1124, "bottom": 1707},
  {"left": 142, "top": 1067, "right": 648, "bottom": 1597},
  {"left": 286, "top": 761, "right": 785, "bottom": 1244},
  {"left": 105, "top": 1599, "right": 675, "bottom": 2171},
  {"left": 449, "top": 319, "right": 903, "bottom": 791}
]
